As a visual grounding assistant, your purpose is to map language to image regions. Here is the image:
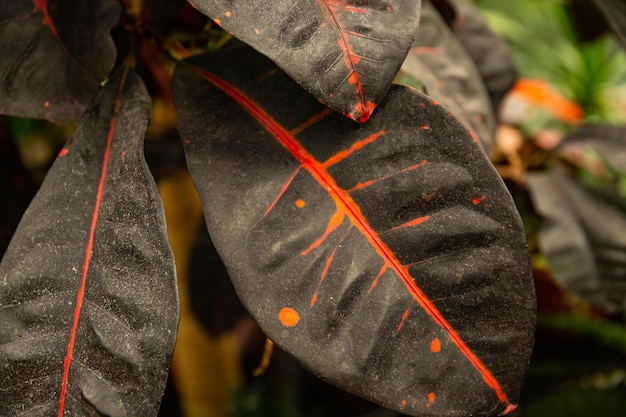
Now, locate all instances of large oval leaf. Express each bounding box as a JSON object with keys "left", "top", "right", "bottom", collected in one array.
[
  {"left": 173, "top": 46, "right": 535, "bottom": 417},
  {"left": 0, "top": 0, "right": 122, "bottom": 123},
  {"left": 187, "top": 0, "right": 421, "bottom": 122},
  {"left": 0, "top": 68, "right": 178, "bottom": 416}
]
